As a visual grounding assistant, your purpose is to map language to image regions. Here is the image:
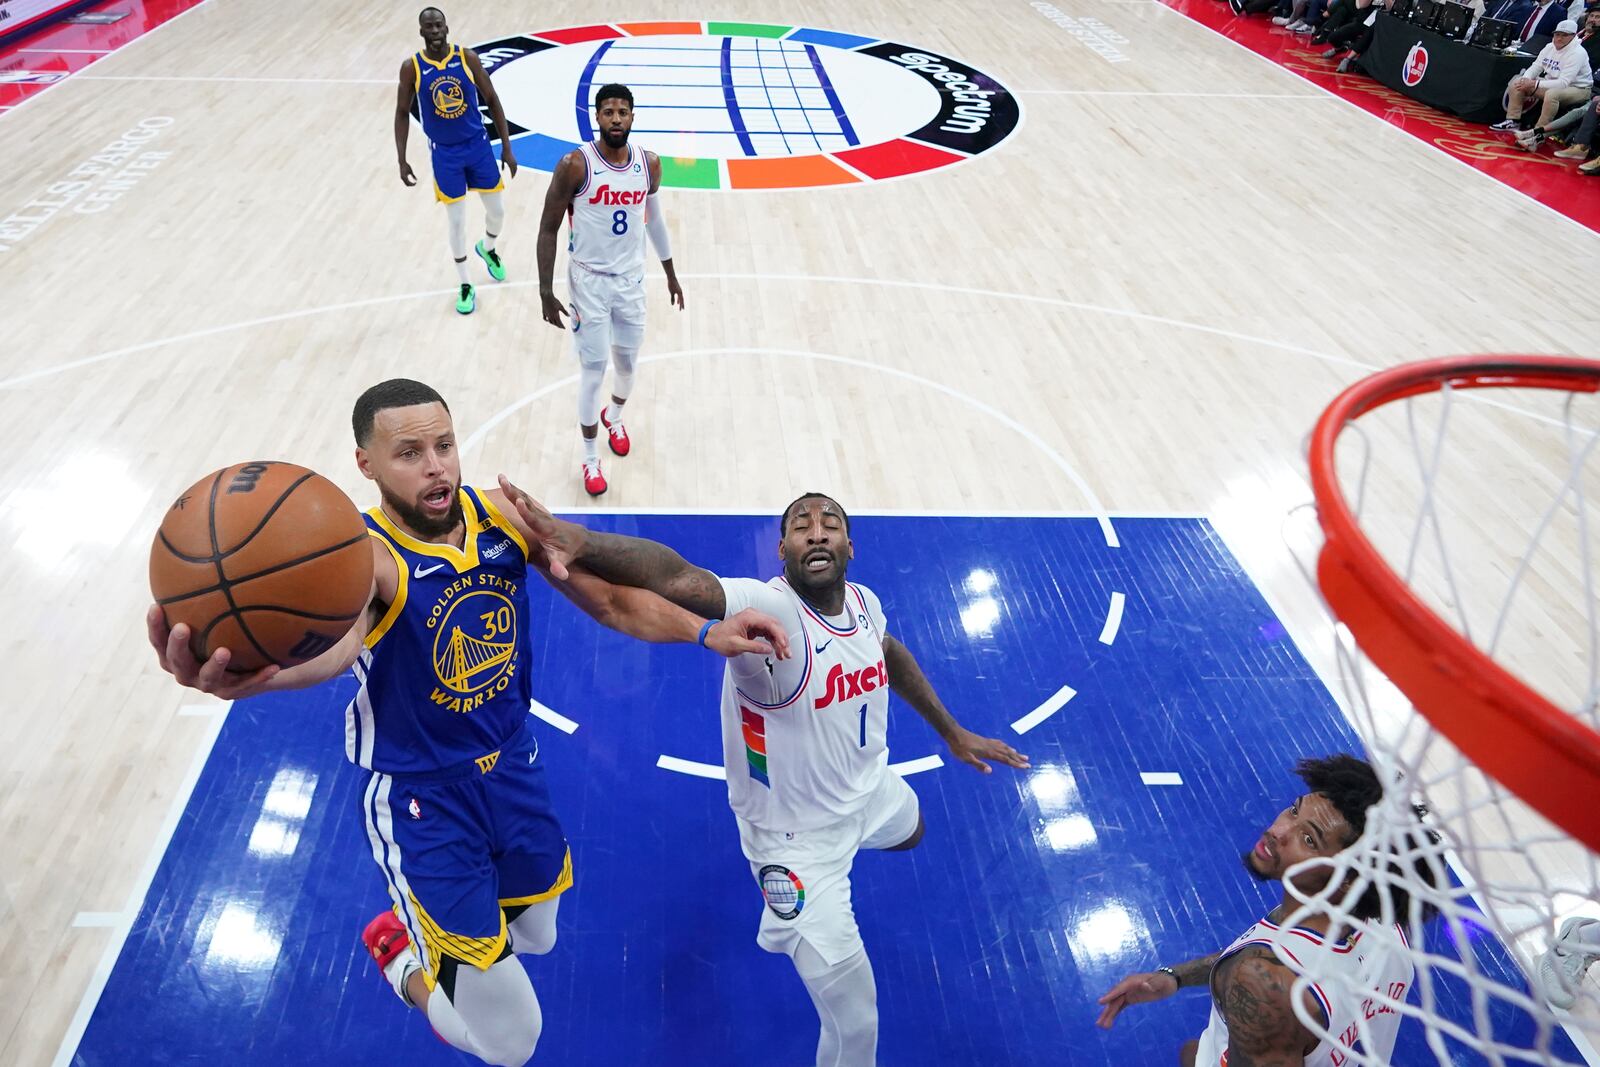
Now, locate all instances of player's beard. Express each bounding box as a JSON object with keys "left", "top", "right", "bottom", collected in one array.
[
  {"left": 601, "top": 126, "right": 630, "bottom": 150},
  {"left": 380, "top": 480, "right": 462, "bottom": 539},
  {"left": 1241, "top": 850, "right": 1276, "bottom": 882},
  {"left": 783, "top": 549, "right": 848, "bottom": 601}
]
